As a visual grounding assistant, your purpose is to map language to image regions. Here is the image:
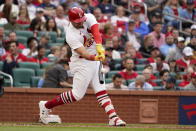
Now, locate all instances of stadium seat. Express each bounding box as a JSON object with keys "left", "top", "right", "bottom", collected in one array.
[
  {"left": 152, "top": 79, "right": 162, "bottom": 86},
  {"left": 137, "top": 58, "right": 147, "bottom": 64},
  {"left": 170, "top": 72, "right": 176, "bottom": 78},
  {"left": 45, "top": 49, "right": 50, "bottom": 56},
  {"left": 61, "top": 32, "right": 65, "bottom": 38},
  {"left": 31, "top": 76, "right": 41, "bottom": 87},
  {"left": 113, "top": 59, "right": 122, "bottom": 64},
  {"left": 38, "top": 31, "right": 57, "bottom": 42},
  {"left": 36, "top": 69, "right": 45, "bottom": 76},
  {"left": 17, "top": 36, "right": 27, "bottom": 46},
  {"left": 56, "top": 38, "right": 65, "bottom": 43},
  {"left": 176, "top": 80, "right": 183, "bottom": 86},
  {"left": 127, "top": 79, "right": 135, "bottom": 86},
  {"left": 18, "top": 62, "right": 40, "bottom": 71},
  {"left": 135, "top": 64, "right": 145, "bottom": 71},
  {"left": 106, "top": 71, "right": 119, "bottom": 78},
  {"left": 22, "top": 24, "right": 30, "bottom": 30},
  {"left": 5, "top": 30, "right": 9, "bottom": 36},
  {"left": 16, "top": 30, "right": 34, "bottom": 38},
  {"left": 13, "top": 68, "right": 35, "bottom": 87},
  {"left": 153, "top": 86, "right": 163, "bottom": 90},
  {"left": 154, "top": 71, "right": 160, "bottom": 79},
  {"left": 105, "top": 78, "right": 112, "bottom": 84},
  {"left": 41, "top": 62, "right": 53, "bottom": 69},
  {"left": 49, "top": 43, "right": 62, "bottom": 47},
  {"left": 114, "top": 63, "right": 121, "bottom": 70},
  {"left": 0, "top": 61, "right": 3, "bottom": 71}
]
